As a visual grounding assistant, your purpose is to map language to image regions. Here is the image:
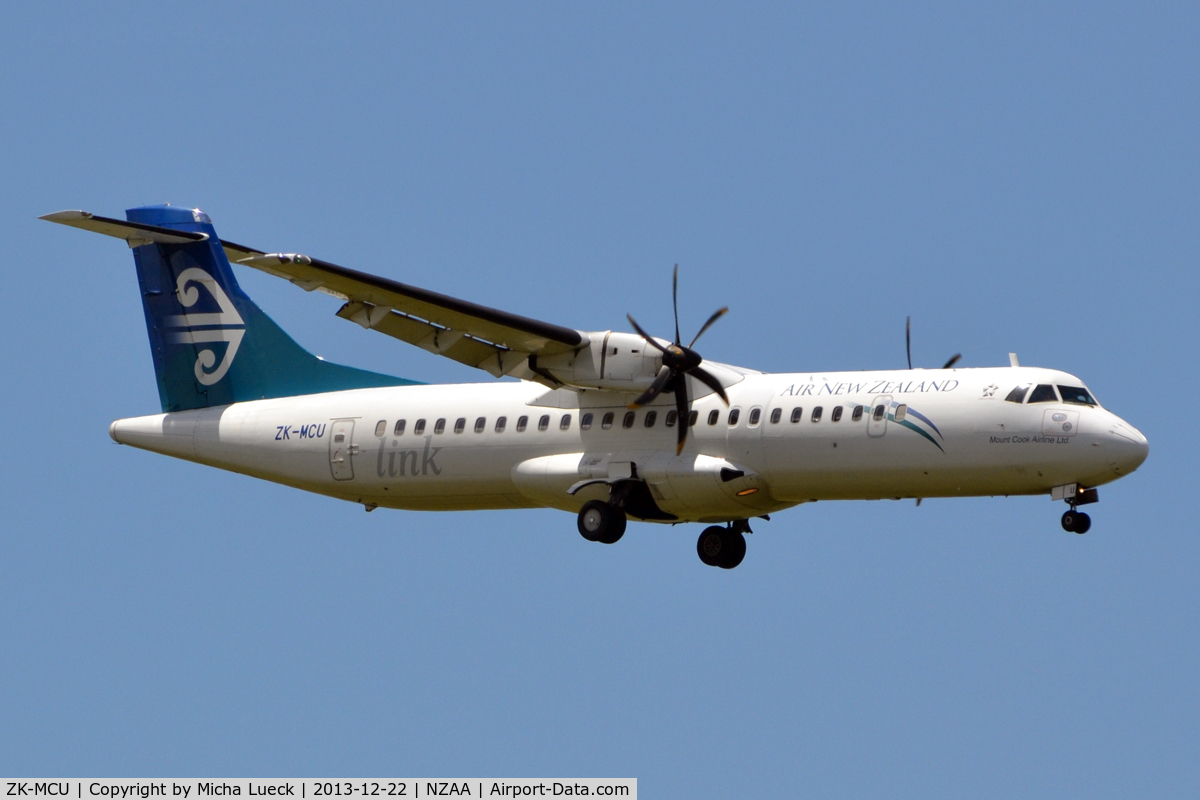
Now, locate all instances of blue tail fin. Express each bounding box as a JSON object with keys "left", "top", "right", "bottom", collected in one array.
[{"left": 125, "top": 205, "right": 417, "bottom": 412}]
